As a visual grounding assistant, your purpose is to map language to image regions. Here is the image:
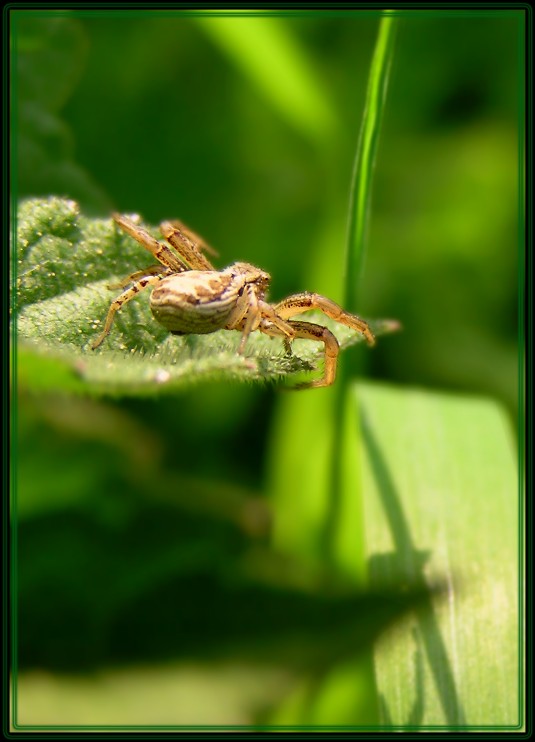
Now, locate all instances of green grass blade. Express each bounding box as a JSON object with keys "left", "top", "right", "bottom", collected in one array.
[
  {"left": 344, "top": 12, "right": 397, "bottom": 311},
  {"left": 357, "top": 382, "right": 520, "bottom": 728},
  {"left": 325, "top": 5, "right": 399, "bottom": 595}
]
